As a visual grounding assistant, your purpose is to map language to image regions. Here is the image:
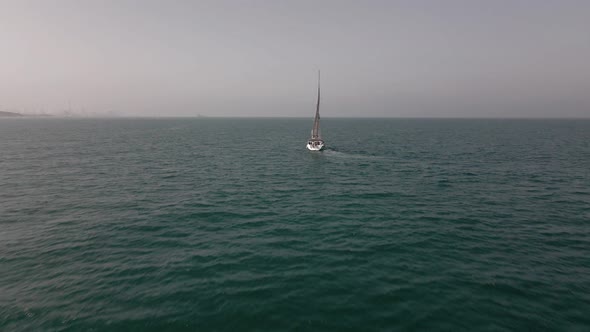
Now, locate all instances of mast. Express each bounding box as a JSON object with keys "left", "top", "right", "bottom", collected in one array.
[{"left": 312, "top": 70, "right": 321, "bottom": 139}]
